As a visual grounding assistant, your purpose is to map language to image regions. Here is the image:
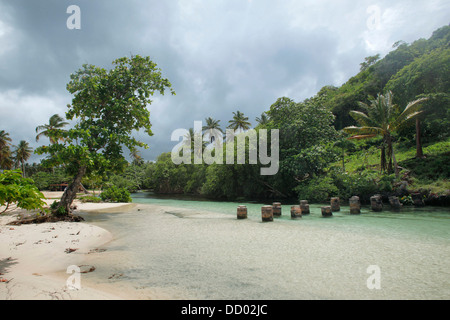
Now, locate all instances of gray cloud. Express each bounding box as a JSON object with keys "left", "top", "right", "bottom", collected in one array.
[{"left": 0, "top": 0, "right": 449, "bottom": 162}]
